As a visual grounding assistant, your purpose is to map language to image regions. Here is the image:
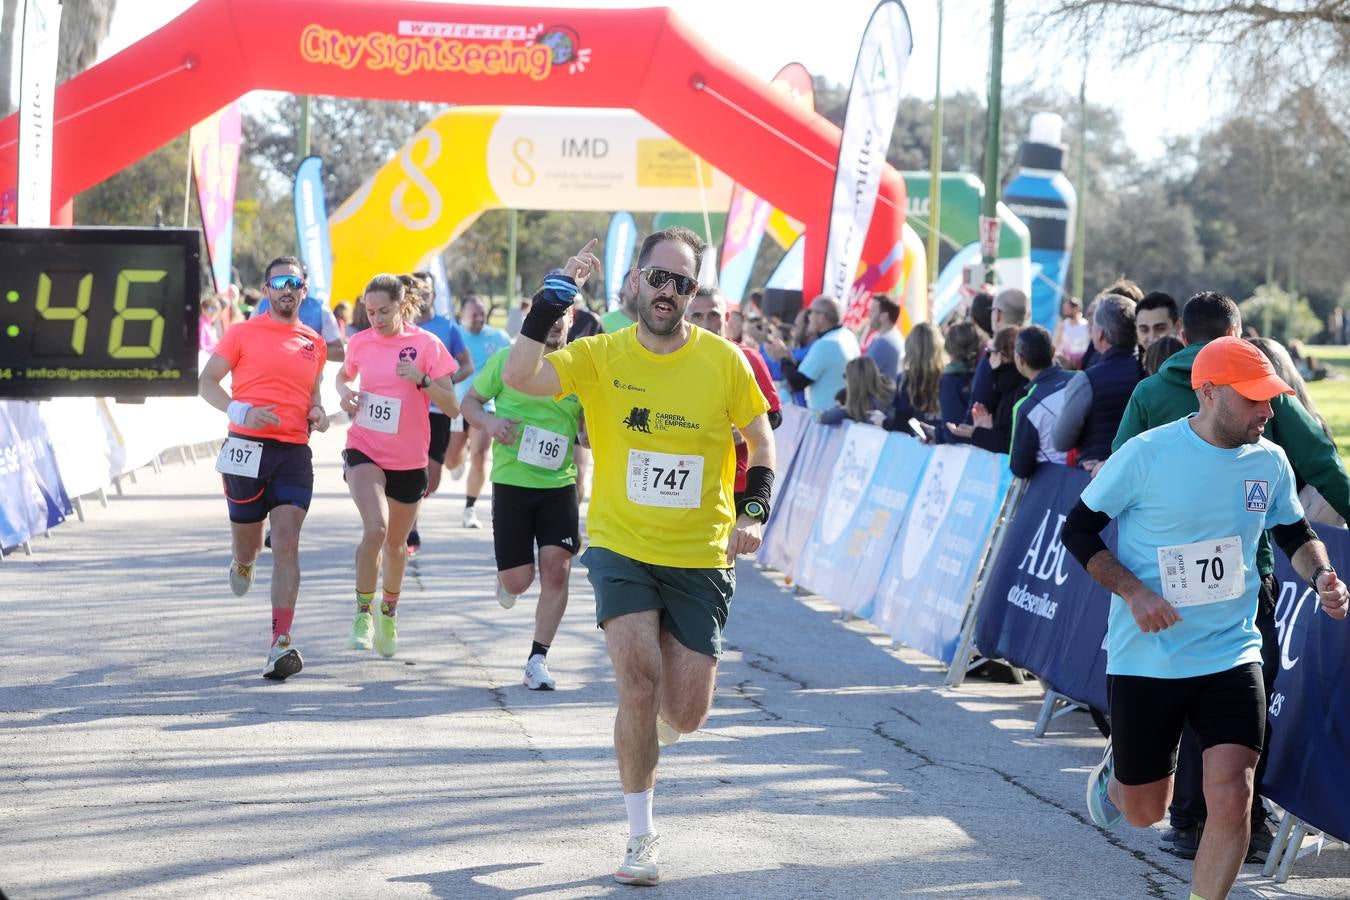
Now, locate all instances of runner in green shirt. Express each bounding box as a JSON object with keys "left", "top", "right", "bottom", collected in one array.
[{"left": 461, "top": 309, "right": 585, "bottom": 691}]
